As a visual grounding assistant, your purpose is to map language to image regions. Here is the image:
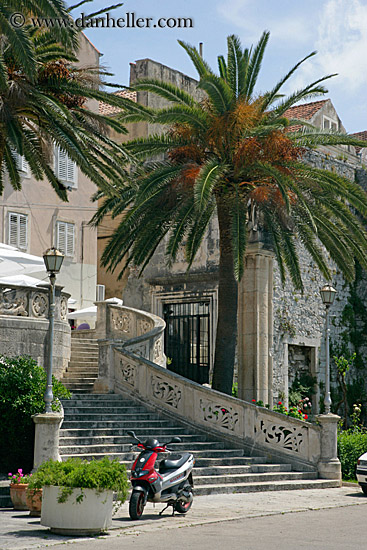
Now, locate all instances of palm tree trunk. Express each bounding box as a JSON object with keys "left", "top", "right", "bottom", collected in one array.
[{"left": 211, "top": 198, "right": 238, "bottom": 395}]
